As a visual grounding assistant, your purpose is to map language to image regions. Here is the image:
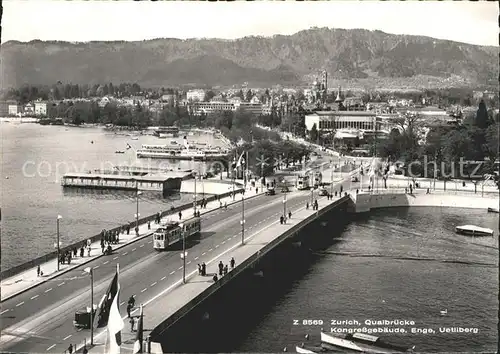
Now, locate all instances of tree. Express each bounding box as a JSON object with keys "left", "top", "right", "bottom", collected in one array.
[
  {"left": 310, "top": 123, "right": 318, "bottom": 142},
  {"left": 205, "top": 90, "right": 216, "bottom": 102},
  {"left": 475, "top": 100, "right": 490, "bottom": 129},
  {"left": 484, "top": 123, "right": 499, "bottom": 163},
  {"left": 245, "top": 90, "right": 253, "bottom": 102}
]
